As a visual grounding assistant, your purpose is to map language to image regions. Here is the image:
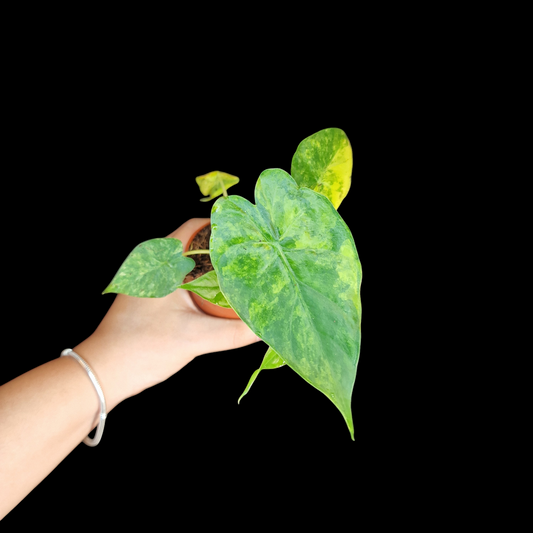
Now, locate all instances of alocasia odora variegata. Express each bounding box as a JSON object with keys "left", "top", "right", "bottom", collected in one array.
[{"left": 104, "top": 128, "right": 362, "bottom": 439}]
